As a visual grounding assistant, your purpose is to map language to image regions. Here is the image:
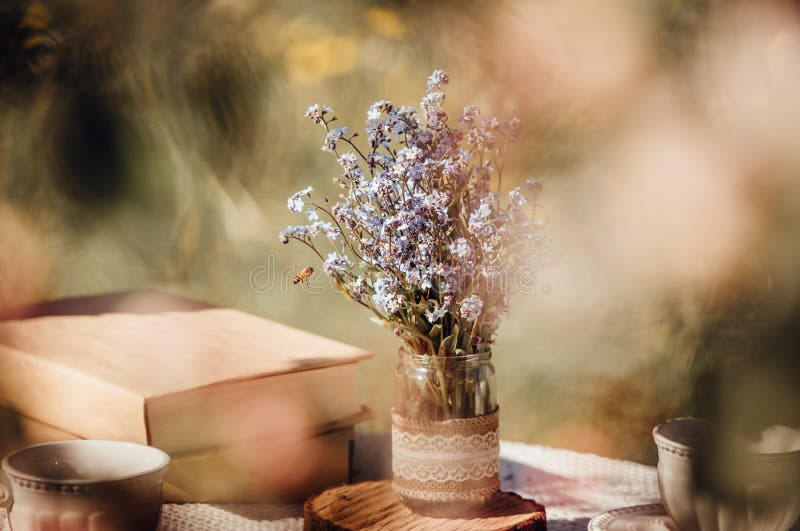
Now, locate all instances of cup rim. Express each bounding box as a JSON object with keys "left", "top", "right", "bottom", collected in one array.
[
  {"left": 653, "top": 417, "right": 800, "bottom": 461},
  {"left": 1, "top": 440, "right": 170, "bottom": 486},
  {"left": 652, "top": 416, "right": 700, "bottom": 455}
]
